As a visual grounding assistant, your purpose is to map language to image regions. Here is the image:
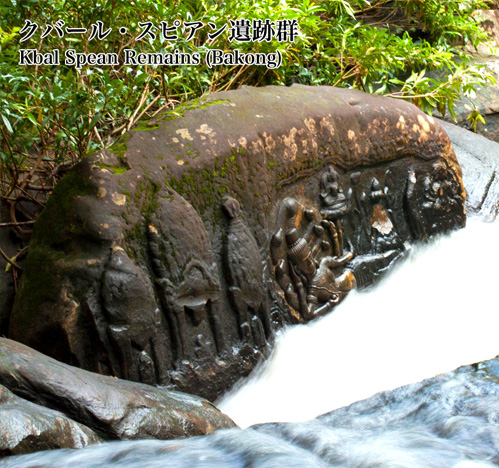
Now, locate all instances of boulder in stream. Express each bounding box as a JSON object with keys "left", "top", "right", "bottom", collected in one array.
[
  {"left": 0, "top": 384, "right": 101, "bottom": 457},
  {"left": 0, "top": 338, "right": 235, "bottom": 444},
  {"left": 1, "top": 356, "right": 498, "bottom": 467},
  {"left": 8, "top": 85, "right": 466, "bottom": 399}
]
